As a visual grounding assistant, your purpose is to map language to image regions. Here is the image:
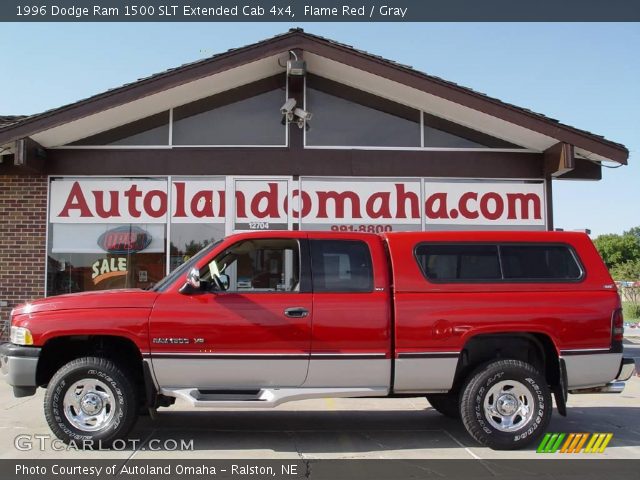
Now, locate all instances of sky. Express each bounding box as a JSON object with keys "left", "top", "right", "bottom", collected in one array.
[{"left": 1, "top": 22, "right": 638, "bottom": 236}]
